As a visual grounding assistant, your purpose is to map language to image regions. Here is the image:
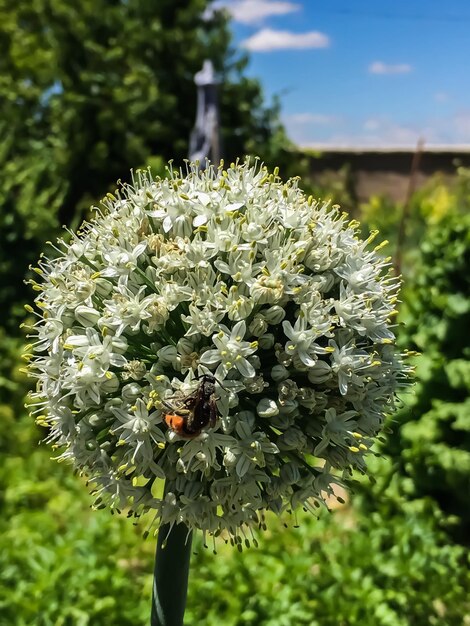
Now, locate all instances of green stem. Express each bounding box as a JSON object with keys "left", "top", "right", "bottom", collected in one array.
[{"left": 150, "top": 506, "right": 192, "bottom": 625}]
